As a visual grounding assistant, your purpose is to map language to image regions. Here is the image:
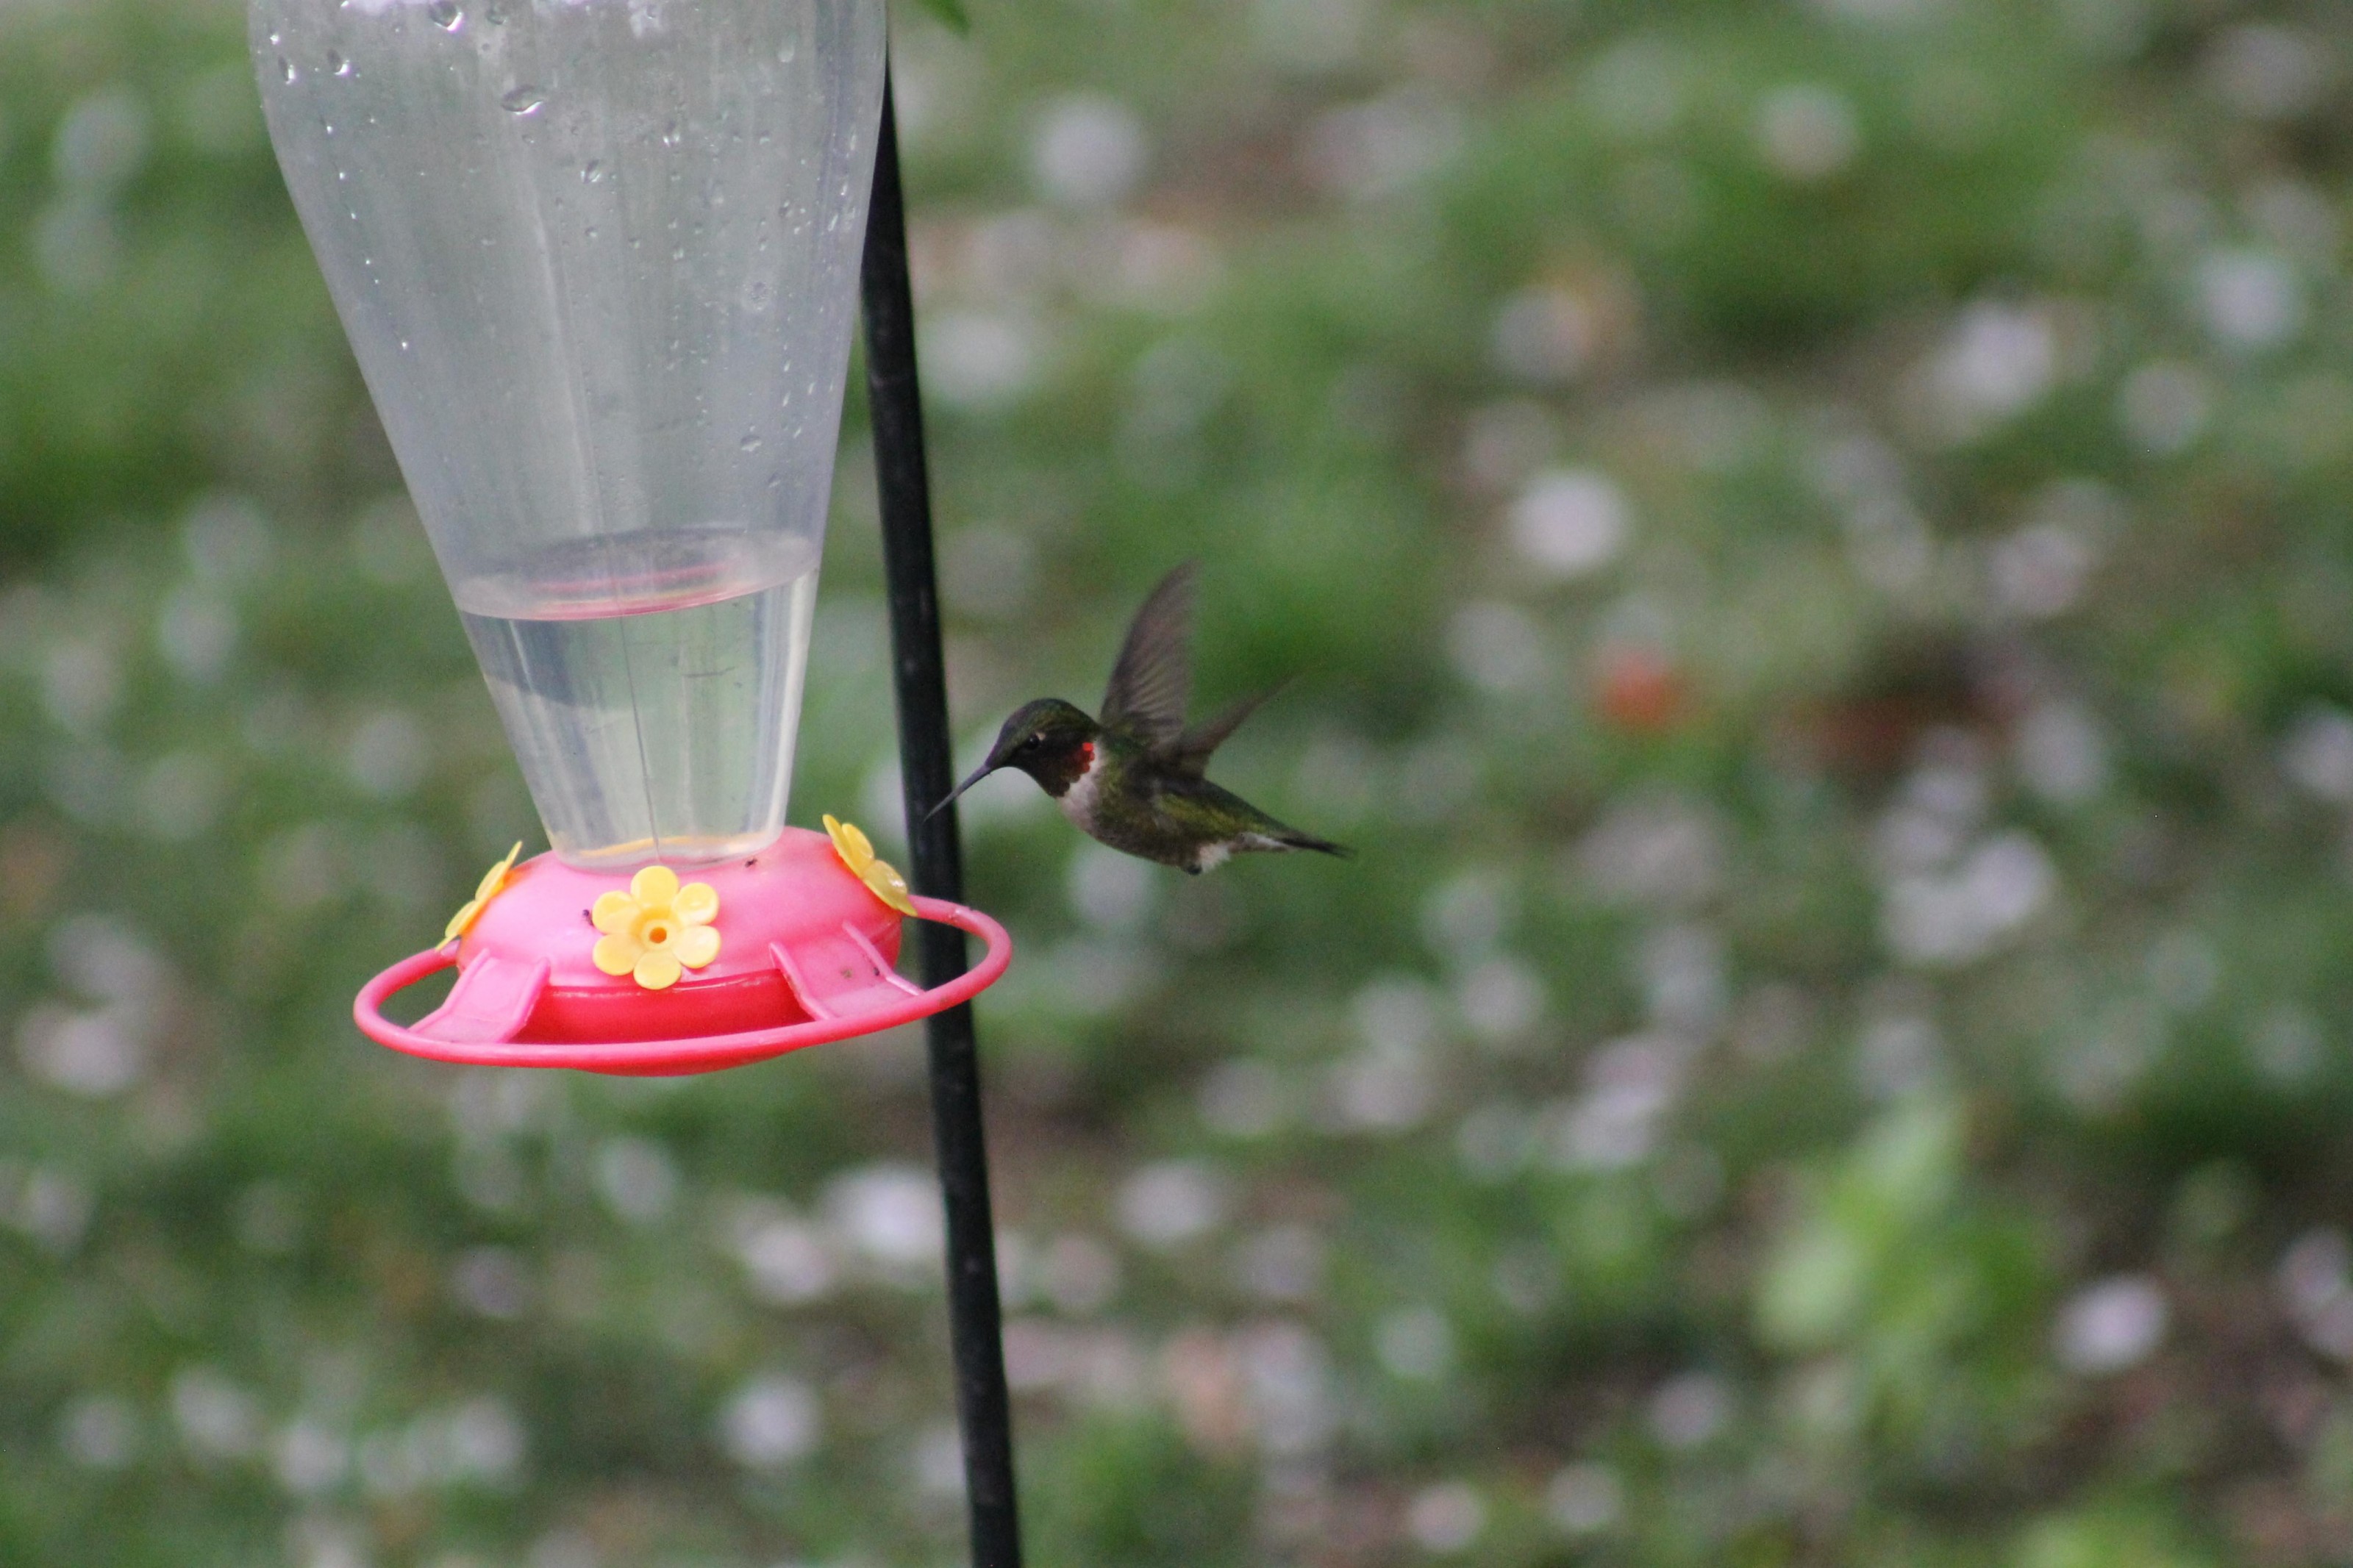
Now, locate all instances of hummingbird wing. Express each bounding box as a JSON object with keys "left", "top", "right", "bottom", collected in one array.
[
  {"left": 1099, "top": 562, "right": 1197, "bottom": 752},
  {"left": 1168, "top": 681, "right": 1287, "bottom": 778}
]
